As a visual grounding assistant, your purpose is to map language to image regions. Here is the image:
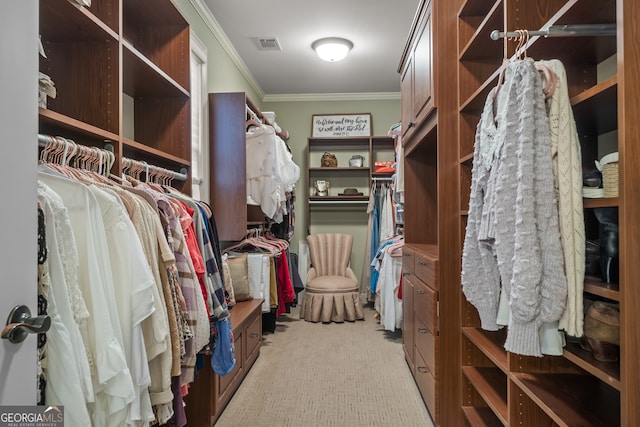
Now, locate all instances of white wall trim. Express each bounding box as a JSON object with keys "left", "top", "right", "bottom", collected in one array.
[
  {"left": 263, "top": 92, "right": 401, "bottom": 103},
  {"left": 190, "top": 28, "right": 208, "bottom": 61},
  {"left": 188, "top": 0, "right": 265, "bottom": 99},
  {"left": 190, "top": 30, "right": 210, "bottom": 201},
  {"left": 186, "top": 0, "right": 400, "bottom": 104}
]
